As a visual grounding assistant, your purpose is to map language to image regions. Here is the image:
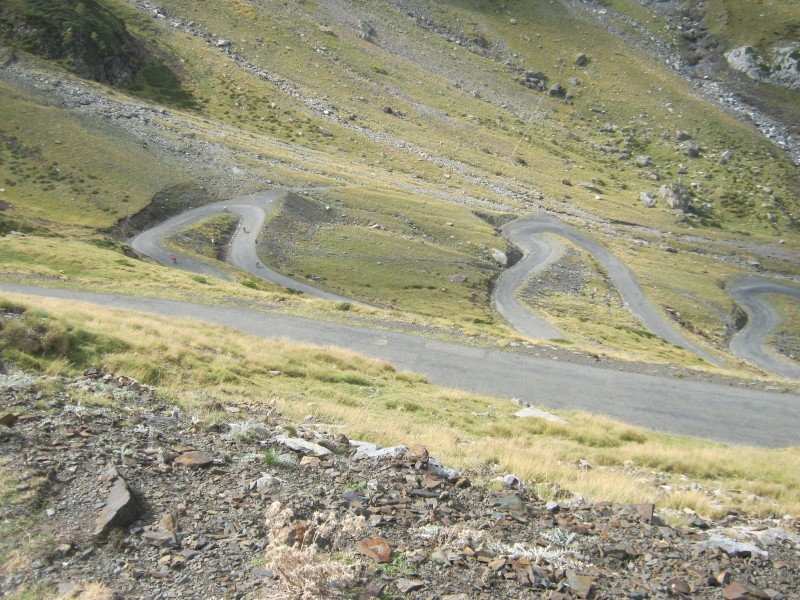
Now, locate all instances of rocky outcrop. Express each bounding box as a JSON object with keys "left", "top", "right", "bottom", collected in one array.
[
  {"left": 725, "top": 44, "right": 800, "bottom": 92},
  {"left": 0, "top": 0, "right": 149, "bottom": 85}
]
